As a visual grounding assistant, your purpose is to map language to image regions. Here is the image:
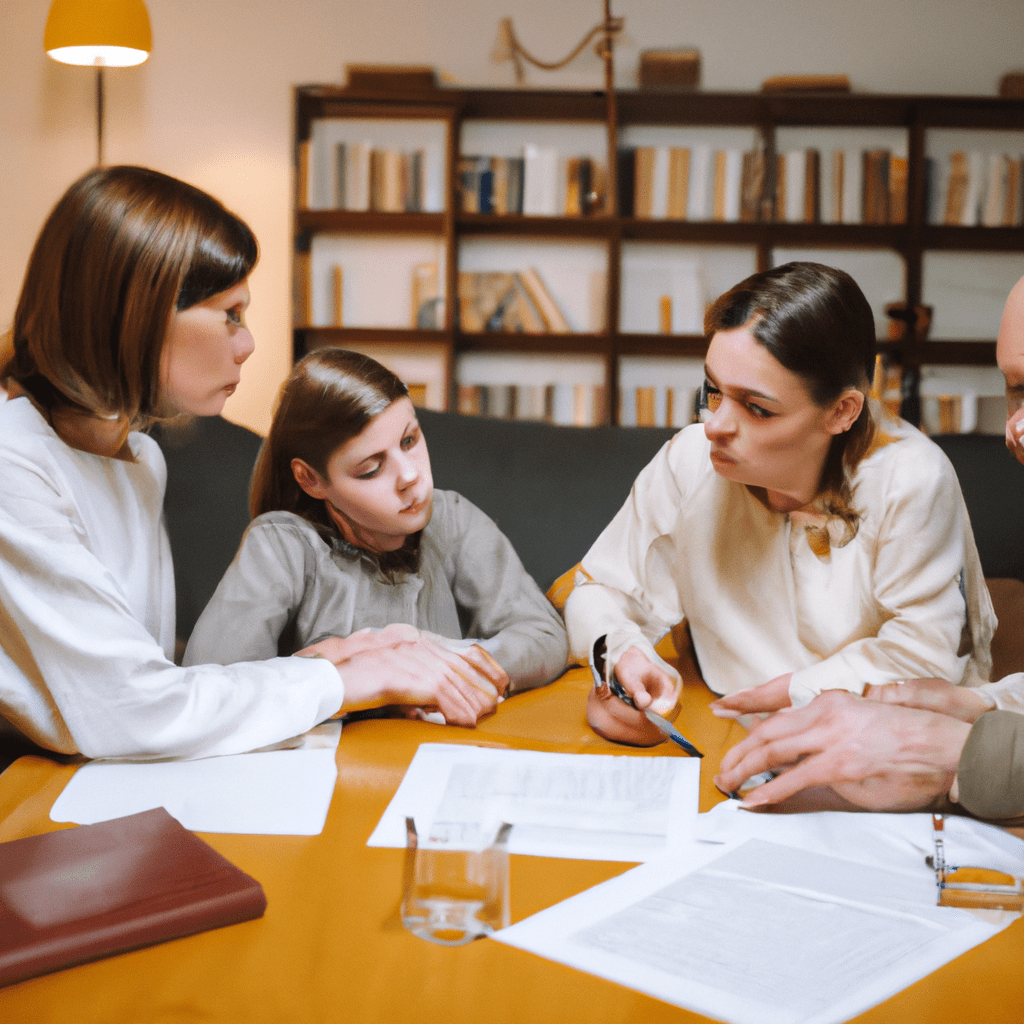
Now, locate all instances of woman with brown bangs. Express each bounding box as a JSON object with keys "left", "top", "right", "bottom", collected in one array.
[
  {"left": 568, "top": 262, "right": 1000, "bottom": 747},
  {"left": 0, "top": 166, "right": 506, "bottom": 762}
]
